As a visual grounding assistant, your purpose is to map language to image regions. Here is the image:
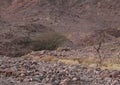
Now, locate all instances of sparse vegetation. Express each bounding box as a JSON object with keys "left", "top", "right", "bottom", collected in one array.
[
  {"left": 23, "top": 54, "right": 120, "bottom": 70},
  {"left": 0, "top": 0, "right": 120, "bottom": 84},
  {"left": 38, "top": 56, "right": 59, "bottom": 62},
  {"left": 30, "top": 32, "right": 67, "bottom": 51},
  {"left": 93, "top": 30, "right": 106, "bottom": 67}
]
